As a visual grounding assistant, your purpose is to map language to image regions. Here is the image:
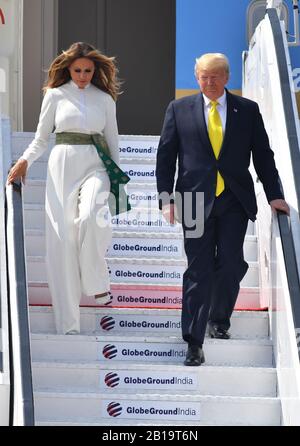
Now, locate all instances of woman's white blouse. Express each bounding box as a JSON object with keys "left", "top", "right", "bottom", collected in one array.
[{"left": 21, "top": 80, "right": 119, "bottom": 168}]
